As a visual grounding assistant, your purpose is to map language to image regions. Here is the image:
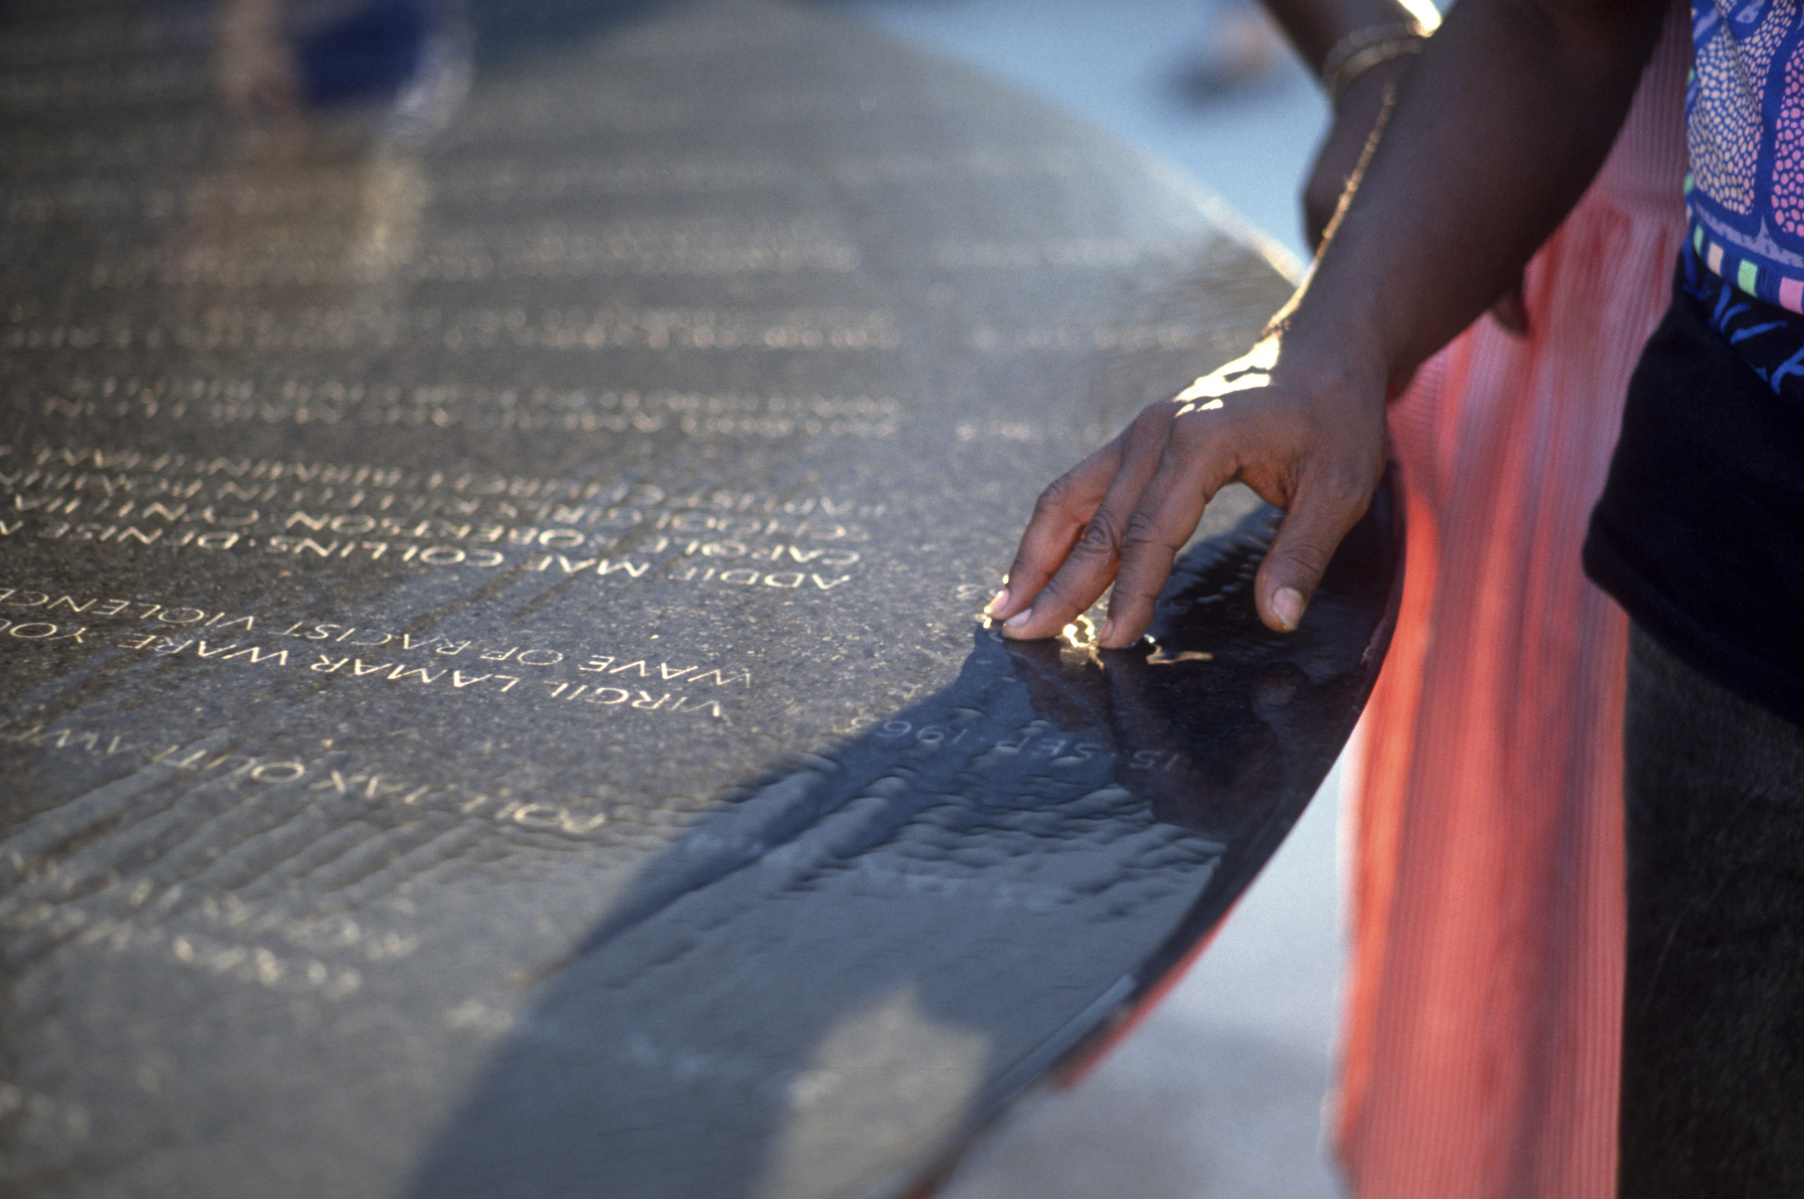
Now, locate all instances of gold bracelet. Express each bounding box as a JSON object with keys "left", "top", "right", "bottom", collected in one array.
[{"left": 1321, "top": 22, "right": 1428, "bottom": 101}]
